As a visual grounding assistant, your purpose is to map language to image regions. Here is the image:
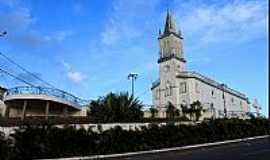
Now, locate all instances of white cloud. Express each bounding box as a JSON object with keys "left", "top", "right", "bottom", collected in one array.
[
  {"left": 10, "top": 30, "right": 74, "bottom": 48},
  {"left": 0, "top": 5, "right": 74, "bottom": 48},
  {"left": 101, "top": 20, "right": 121, "bottom": 46},
  {"left": 63, "top": 62, "right": 86, "bottom": 84},
  {"left": 173, "top": 0, "right": 268, "bottom": 45},
  {"left": 67, "top": 71, "right": 86, "bottom": 83},
  {"left": 53, "top": 30, "right": 74, "bottom": 42},
  {"left": 0, "top": 7, "right": 34, "bottom": 31},
  {"left": 100, "top": 0, "right": 160, "bottom": 46}
]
